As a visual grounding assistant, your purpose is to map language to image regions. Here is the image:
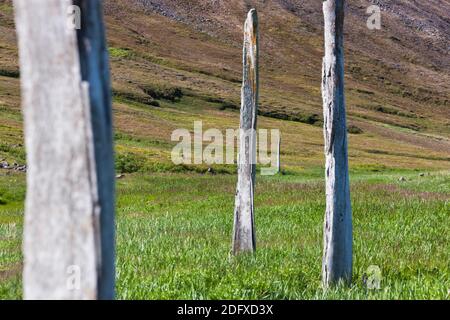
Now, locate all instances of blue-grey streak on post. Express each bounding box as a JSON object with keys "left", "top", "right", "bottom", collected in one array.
[
  {"left": 74, "top": 0, "right": 115, "bottom": 299},
  {"left": 321, "top": 0, "right": 353, "bottom": 287},
  {"left": 232, "top": 9, "right": 259, "bottom": 254},
  {"left": 14, "top": 0, "right": 115, "bottom": 299}
]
